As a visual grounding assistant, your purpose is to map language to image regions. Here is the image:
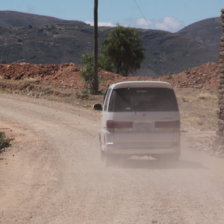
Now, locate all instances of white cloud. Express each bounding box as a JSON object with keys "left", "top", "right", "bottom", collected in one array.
[
  {"left": 85, "top": 21, "right": 94, "bottom": 26},
  {"left": 136, "top": 18, "right": 152, "bottom": 27},
  {"left": 85, "top": 17, "right": 183, "bottom": 32},
  {"left": 85, "top": 21, "right": 115, "bottom": 27},
  {"left": 98, "top": 22, "right": 115, "bottom": 27},
  {"left": 134, "top": 17, "right": 183, "bottom": 32},
  {"left": 154, "top": 17, "right": 182, "bottom": 32}
]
